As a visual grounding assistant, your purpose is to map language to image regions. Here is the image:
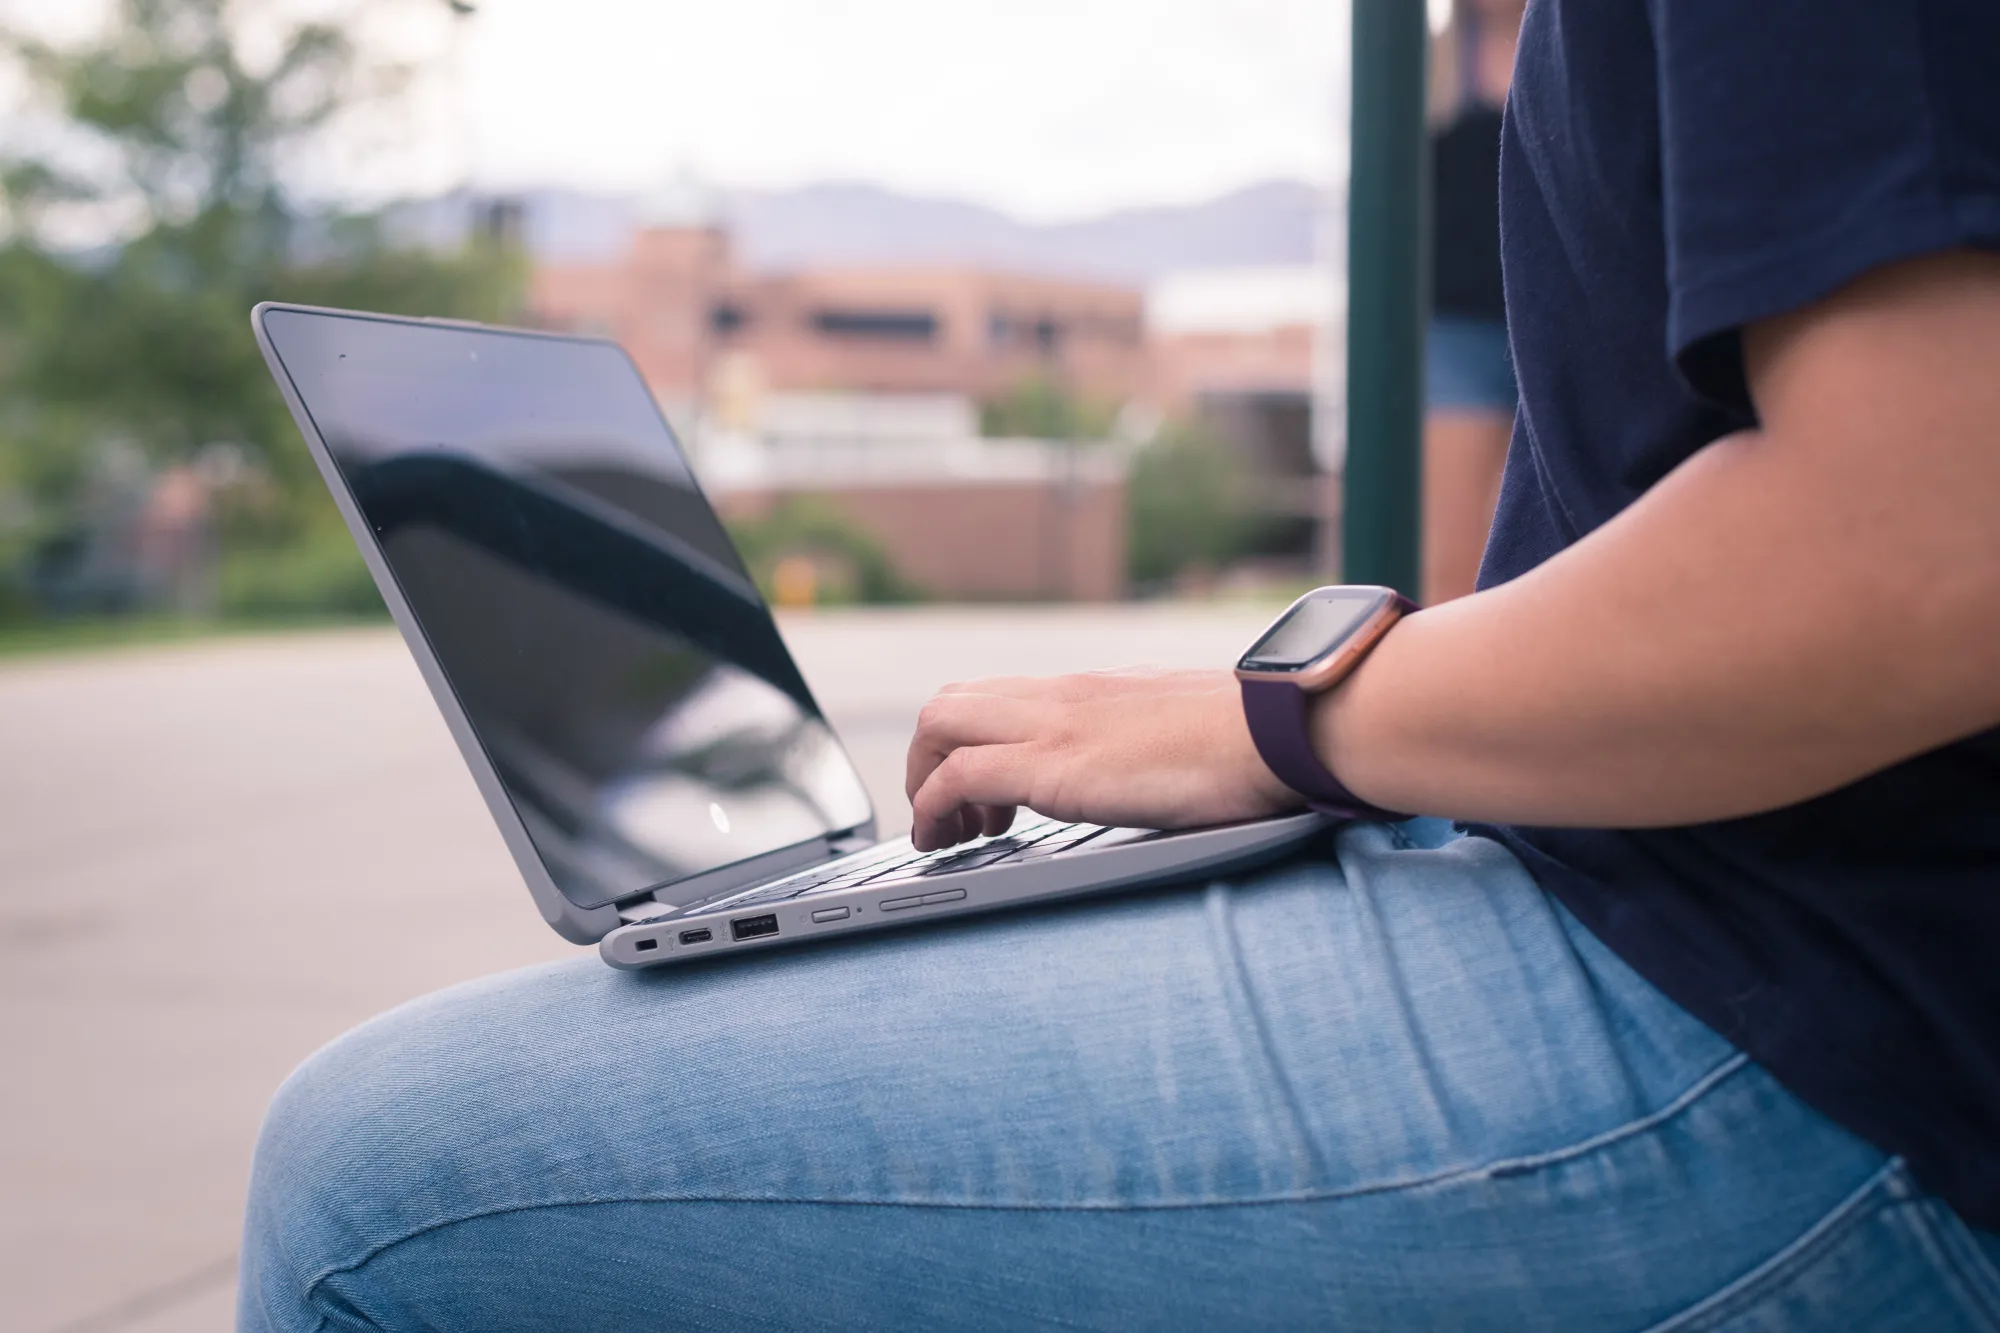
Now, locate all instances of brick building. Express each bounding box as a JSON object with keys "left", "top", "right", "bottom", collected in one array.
[
  {"left": 712, "top": 439, "right": 1127, "bottom": 604},
  {"left": 530, "top": 224, "right": 1148, "bottom": 414},
  {"left": 524, "top": 211, "right": 1329, "bottom": 602}
]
